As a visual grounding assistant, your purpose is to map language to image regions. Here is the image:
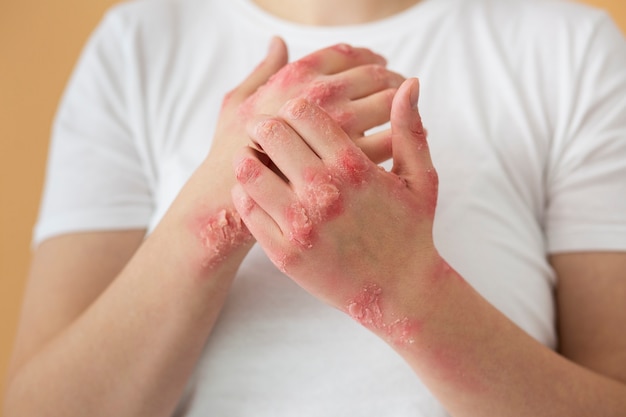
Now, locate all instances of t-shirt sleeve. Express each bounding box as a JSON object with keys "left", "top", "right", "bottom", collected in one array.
[
  {"left": 33, "top": 9, "right": 154, "bottom": 246},
  {"left": 545, "top": 13, "right": 626, "bottom": 254}
]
